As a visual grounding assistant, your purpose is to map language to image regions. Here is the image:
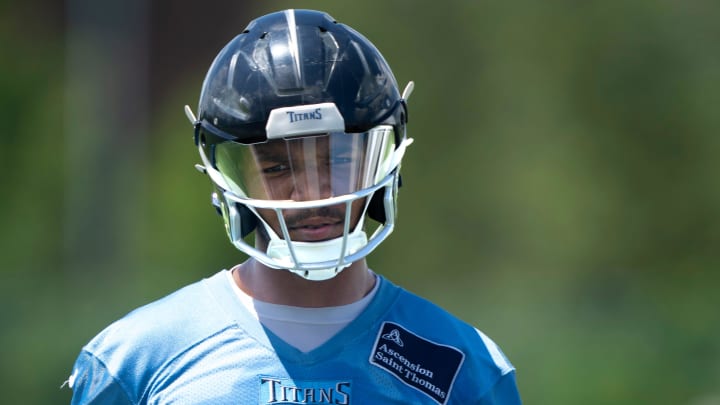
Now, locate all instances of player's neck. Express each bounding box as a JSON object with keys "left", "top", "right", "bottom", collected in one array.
[{"left": 232, "top": 258, "right": 375, "bottom": 308}]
